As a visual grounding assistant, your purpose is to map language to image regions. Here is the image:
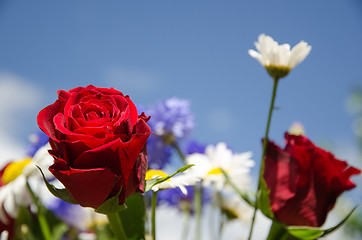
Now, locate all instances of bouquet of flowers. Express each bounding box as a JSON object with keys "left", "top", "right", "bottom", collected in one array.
[{"left": 0, "top": 34, "right": 360, "bottom": 240}]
